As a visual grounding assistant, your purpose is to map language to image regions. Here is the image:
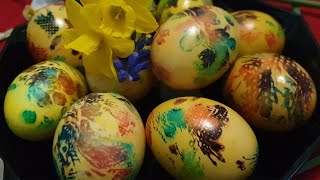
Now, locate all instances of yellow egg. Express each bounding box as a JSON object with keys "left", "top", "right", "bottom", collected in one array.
[
  {"left": 231, "top": 10, "right": 285, "bottom": 57},
  {"left": 86, "top": 33, "right": 156, "bottom": 102},
  {"left": 52, "top": 93, "right": 145, "bottom": 180},
  {"left": 4, "top": 61, "right": 88, "bottom": 141},
  {"left": 27, "top": 4, "right": 84, "bottom": 70},
  {"left": 224, "top": 53, "right": 317, "bottom": 132},
  {"left": 151, "top": 6, "right": 239, "bottom": 90},
  {"left": 156, "top": 0, "right": 213, "bottom": 24},
  {"left": 146, "top": 97, "right": 258, "bottom": 179}
]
